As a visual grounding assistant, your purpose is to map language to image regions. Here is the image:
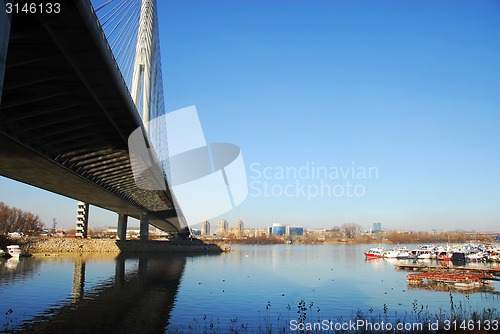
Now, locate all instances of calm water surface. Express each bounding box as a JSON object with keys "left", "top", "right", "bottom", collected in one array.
[{"left": 0, "top": 244, "right": 499, "bottom": 333}]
